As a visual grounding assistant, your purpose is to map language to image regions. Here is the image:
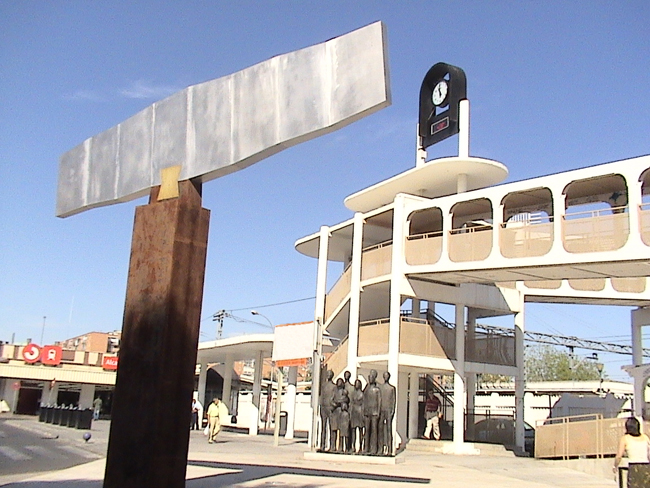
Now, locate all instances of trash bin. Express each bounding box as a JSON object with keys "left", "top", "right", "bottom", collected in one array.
[
  {"left": 76, "top": 408, "right": 93, "bottom": 430},
  {"left": 38, "top": 404, "right": 47, "bottom": 422},
  {"left": 279, "top": 411, "right": 288, "bottom": 436},
  {"left": 45, "top": 405, "right": 54, "bottom": 423},
  {"left": 60, "top": 406, "right": 71, "bottom": 426},
  {"left": 52, "top": 406, "right": 63, "bottom": 425},
  {"left": 68, "top": 407, "right": 80, "bottom": 427}
]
